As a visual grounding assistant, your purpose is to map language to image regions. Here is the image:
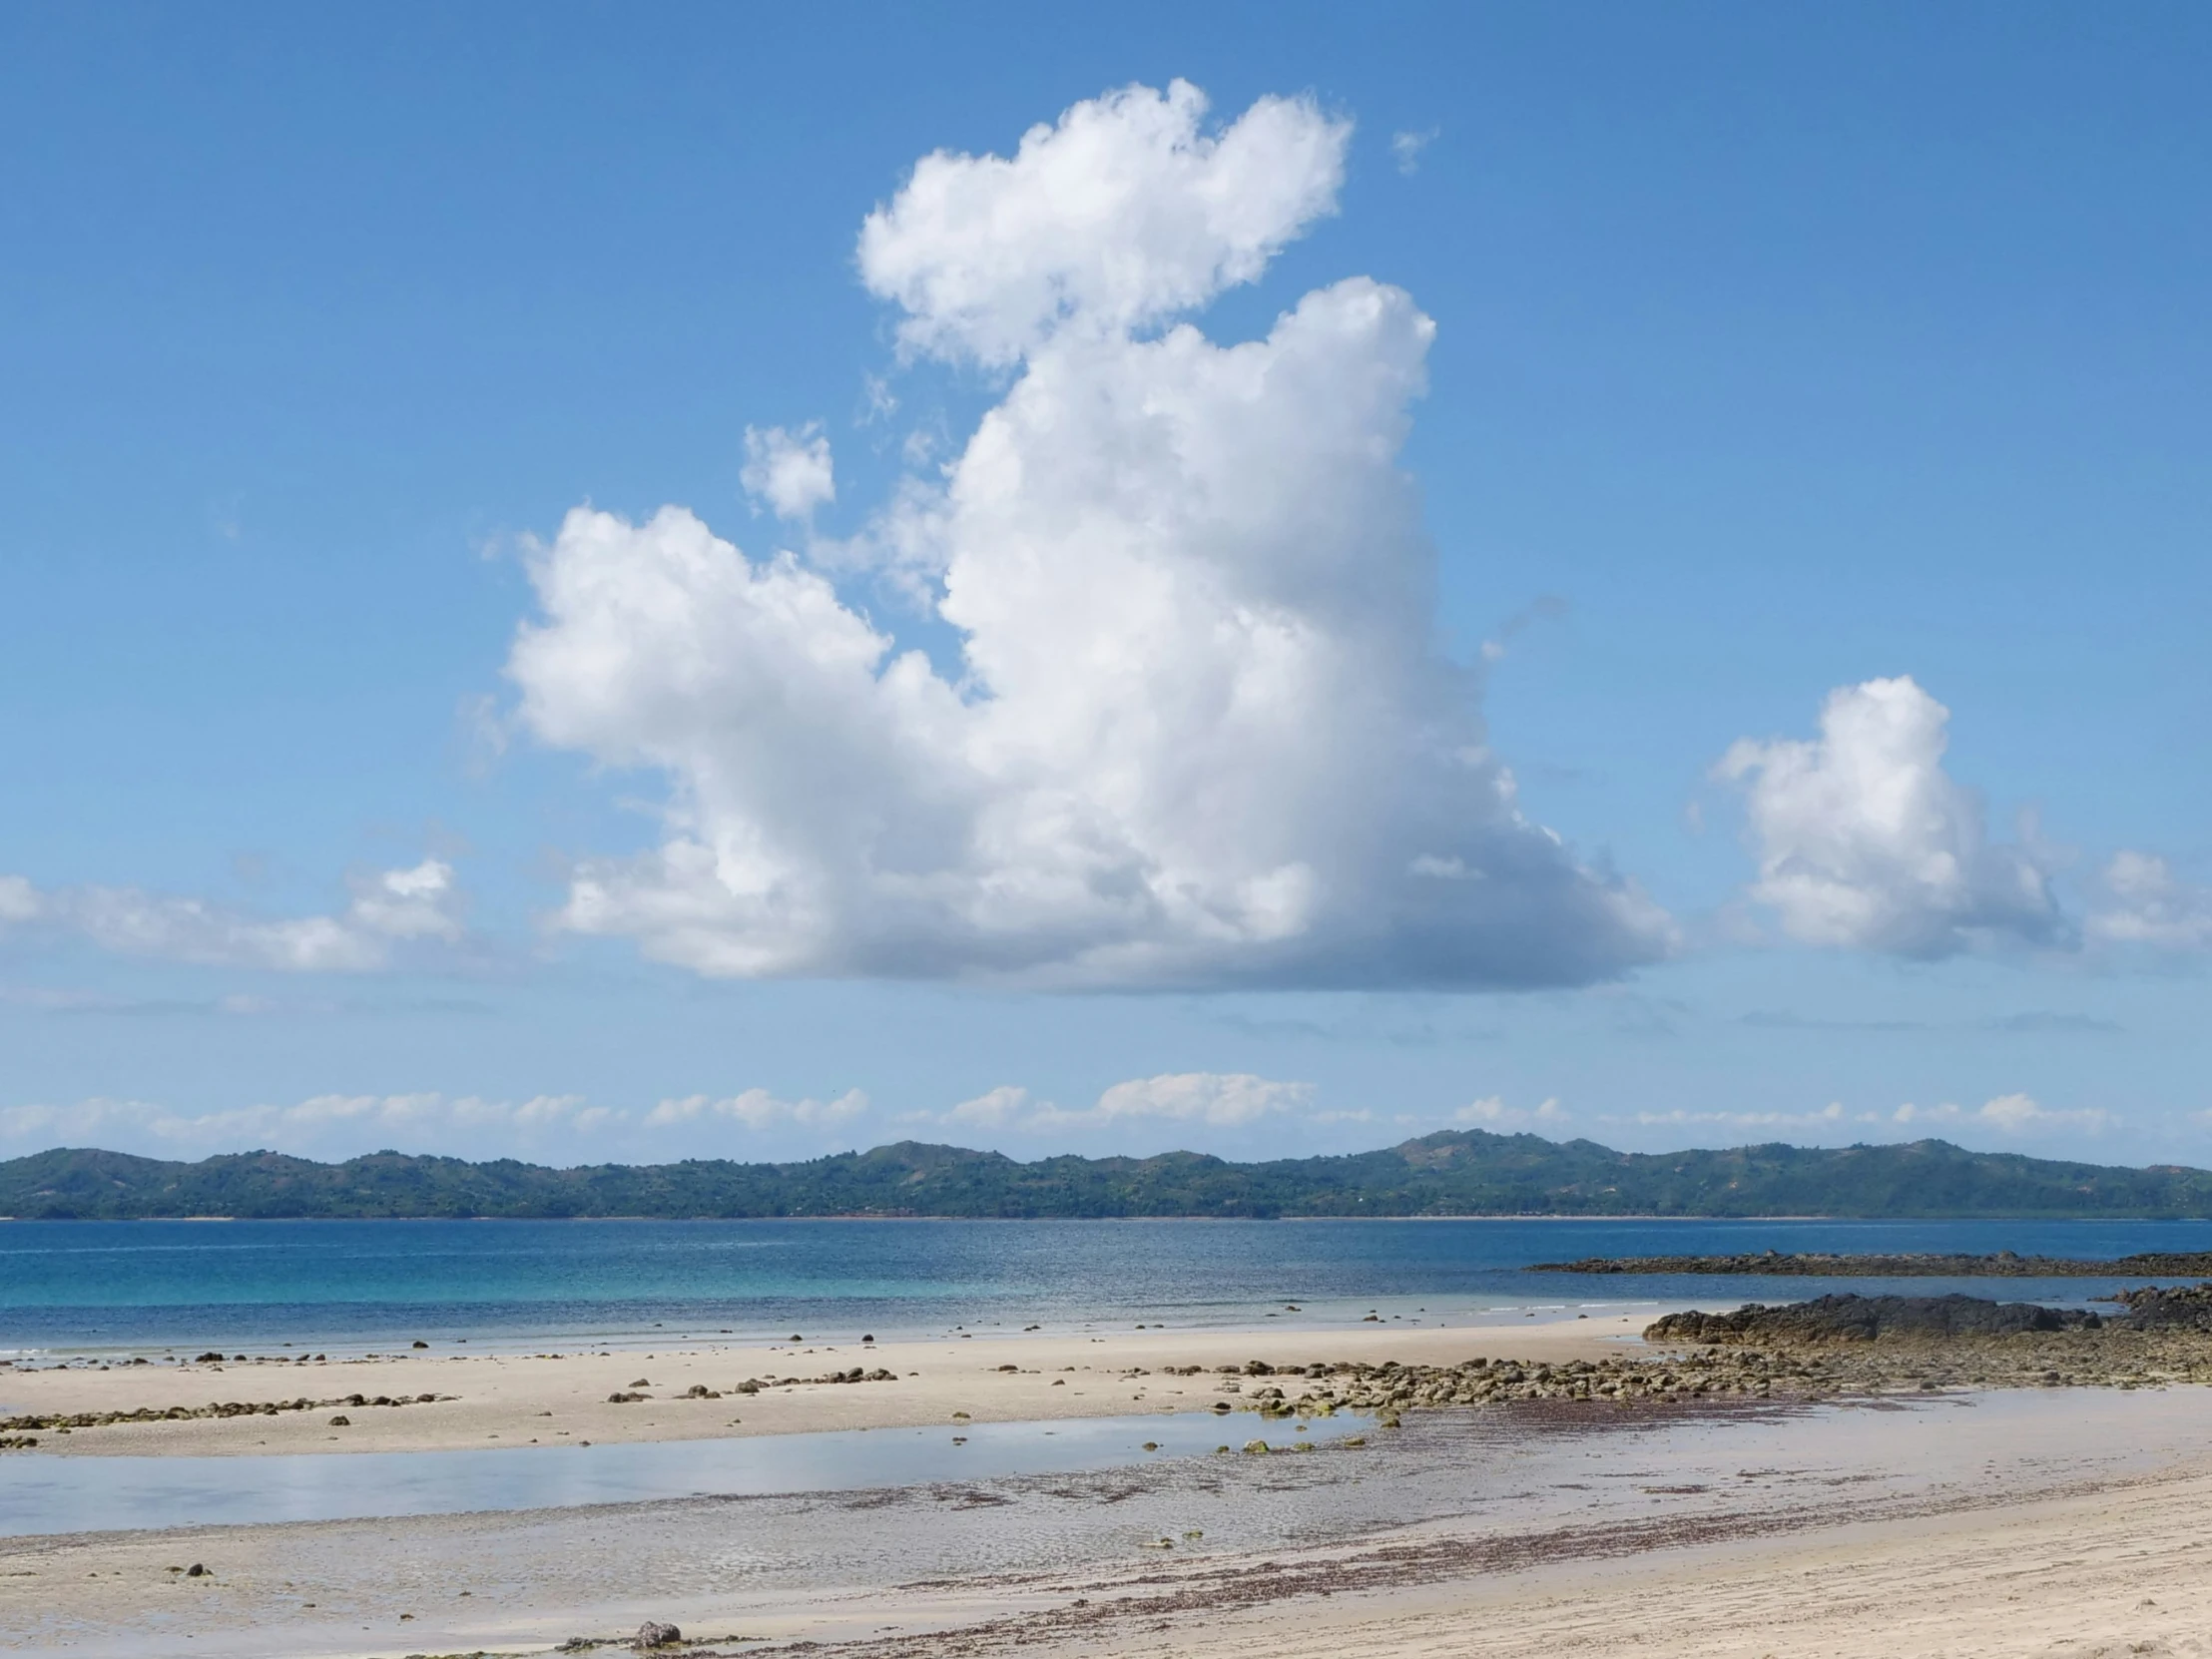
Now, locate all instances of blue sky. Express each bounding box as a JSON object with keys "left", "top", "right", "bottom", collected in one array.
[{"left": 2, "top": 2, "right": 2207, "bottom": 1167}]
